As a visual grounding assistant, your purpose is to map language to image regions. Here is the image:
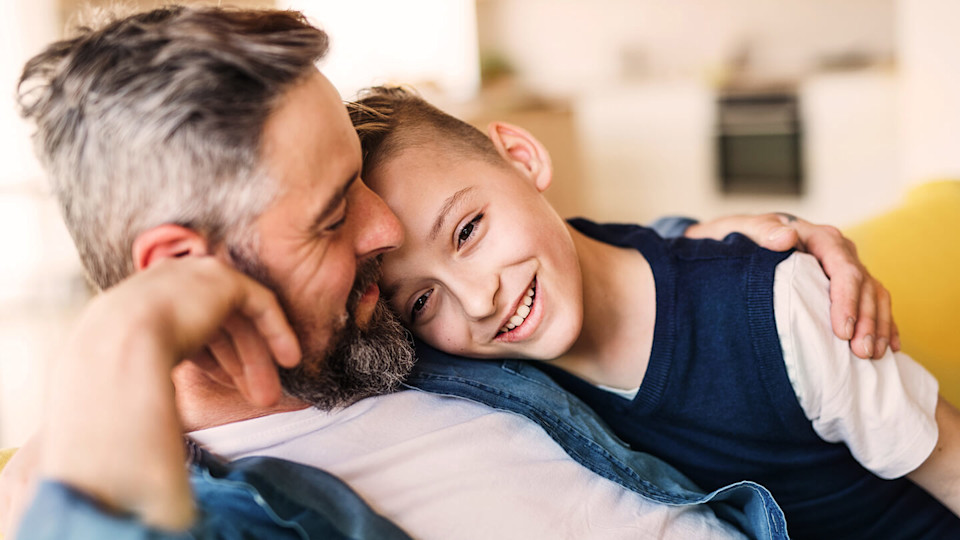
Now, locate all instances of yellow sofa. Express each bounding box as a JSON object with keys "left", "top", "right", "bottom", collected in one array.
[
  {"left": 844, "top": 180, "right": 960, "bottom": 407},
  {"left": 0, "top": 448, "right": 13, "bottom": 540}
]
